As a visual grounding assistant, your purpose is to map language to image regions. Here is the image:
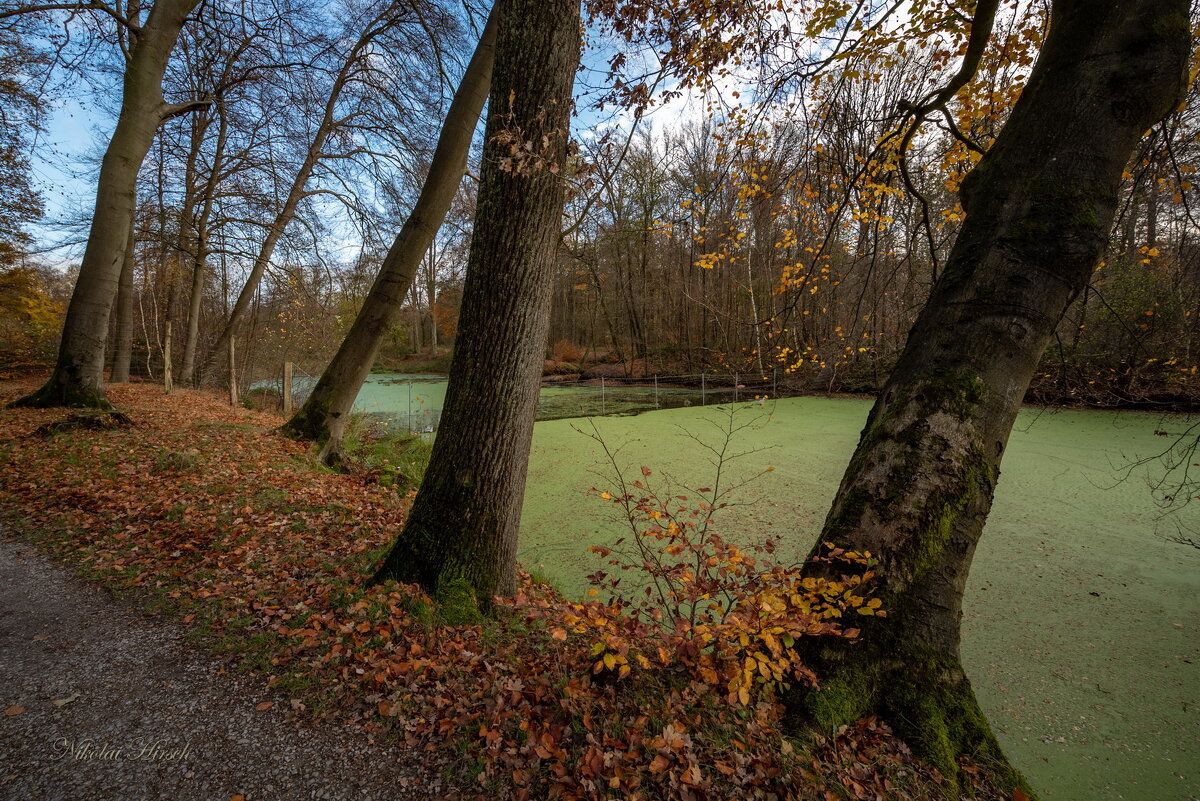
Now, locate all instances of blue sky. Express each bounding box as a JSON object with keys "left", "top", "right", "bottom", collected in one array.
[{"left": 25, "top": 7, "right": 697, "bottom": 266}]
